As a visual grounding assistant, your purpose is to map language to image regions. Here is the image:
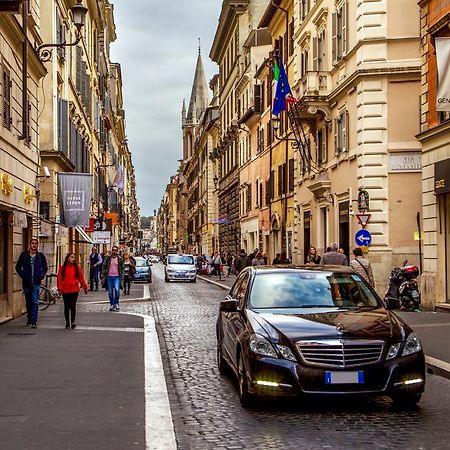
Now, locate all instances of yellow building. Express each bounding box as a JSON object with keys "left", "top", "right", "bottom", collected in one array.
[{"left": 0, "top": 1, "right": 46, "bottom": 322}]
